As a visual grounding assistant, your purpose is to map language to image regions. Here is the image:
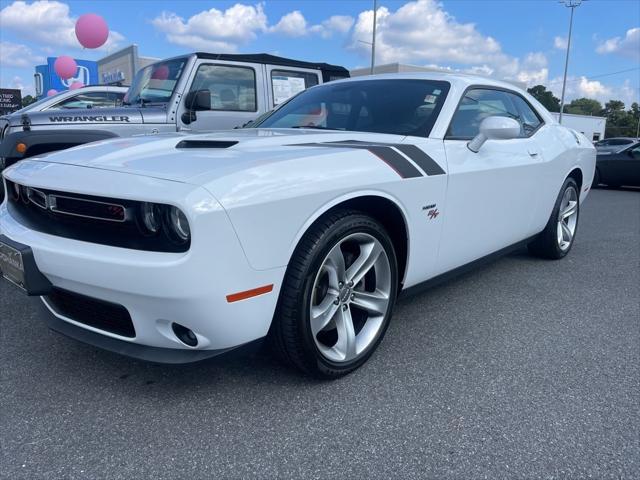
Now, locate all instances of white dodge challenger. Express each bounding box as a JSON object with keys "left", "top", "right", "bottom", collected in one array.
[{"left": 0, "top": 73, "right": 595, "bottom": 377}]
